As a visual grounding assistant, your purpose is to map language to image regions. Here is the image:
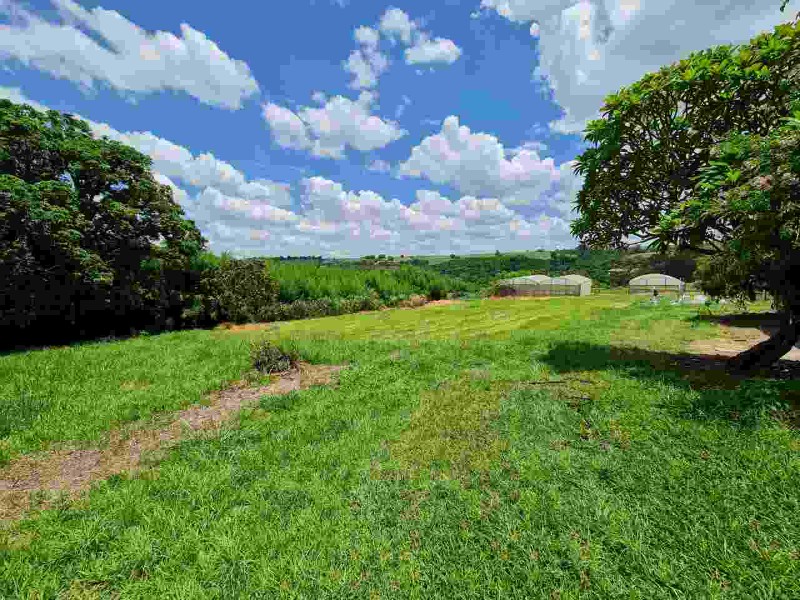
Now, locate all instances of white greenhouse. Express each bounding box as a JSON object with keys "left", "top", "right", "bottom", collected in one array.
[
  {"left": 628, "top": 273, "right": 686, "bottom": 295},
  {"left": 496, "top": 274, "right": 593, "bottom": 297},
  {"left": 561, "top": 274, "right": 593, "bottom": 294}
]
